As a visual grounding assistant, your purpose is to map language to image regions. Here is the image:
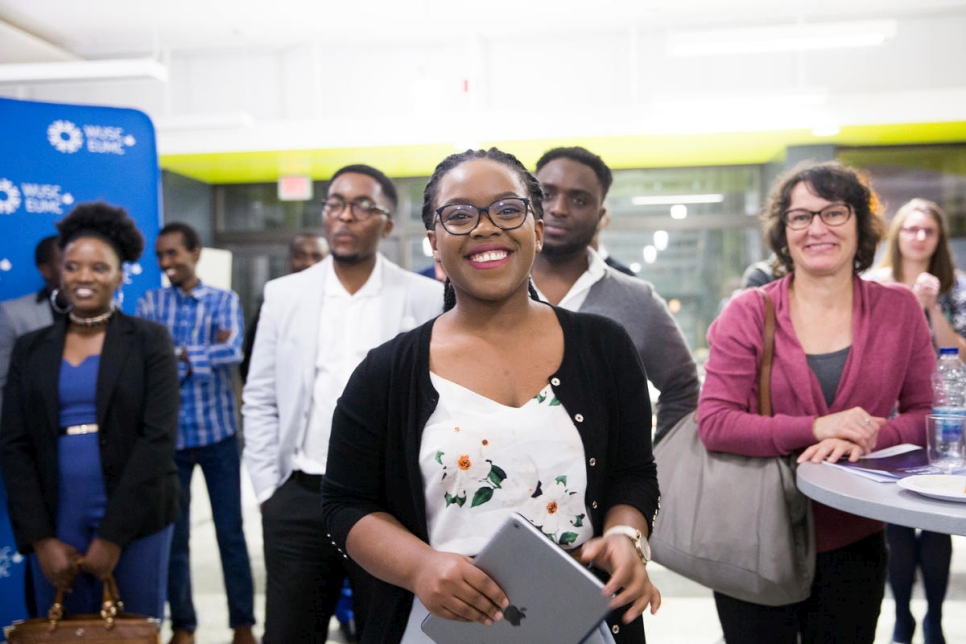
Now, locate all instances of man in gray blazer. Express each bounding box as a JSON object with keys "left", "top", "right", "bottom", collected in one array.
[
  {"left": 242, "top": 164, "right": 442, "bottom": 643},
  {"left": 0, "top": 235, "right": 63, "bottom": 417},
  {"left": 531, "top": 147, "right": 700, "bottom": 443}
]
